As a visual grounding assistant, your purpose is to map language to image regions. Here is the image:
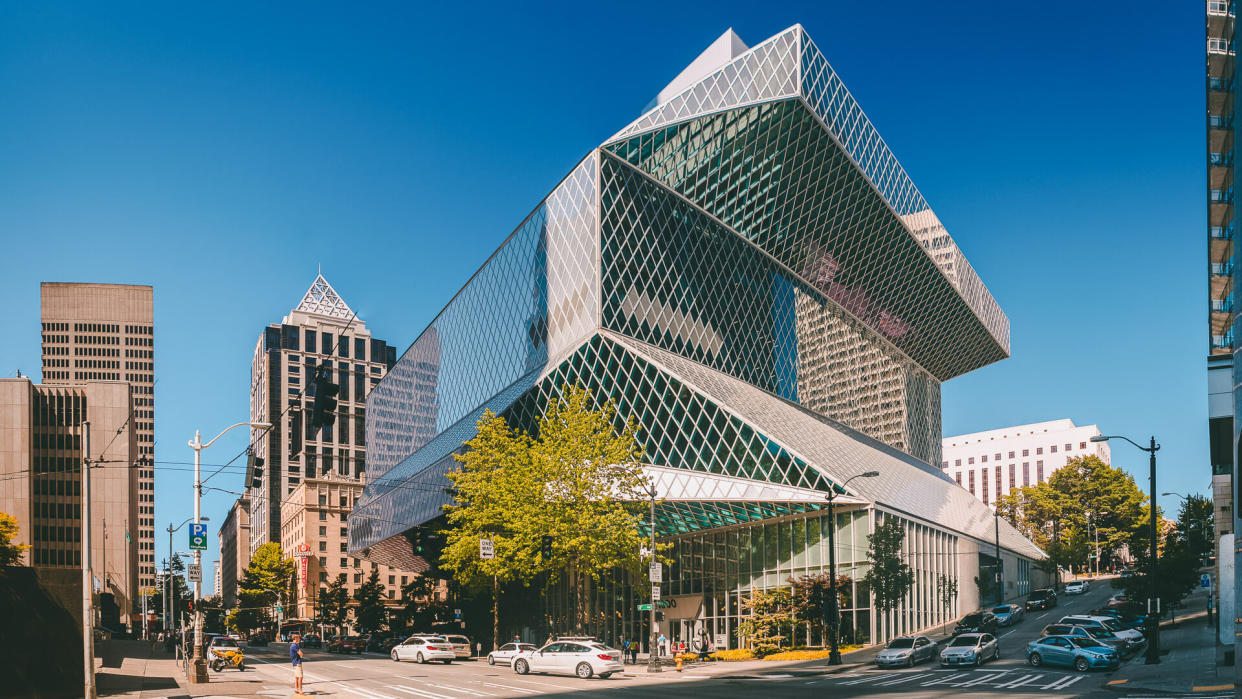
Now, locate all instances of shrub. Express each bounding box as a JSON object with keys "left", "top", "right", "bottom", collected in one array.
[
  {"left": 762, "top": 650, "right": 834, "bottom": 661},
  {"left": 709, "top": 648, "right": 756, "bottom": 661}
]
